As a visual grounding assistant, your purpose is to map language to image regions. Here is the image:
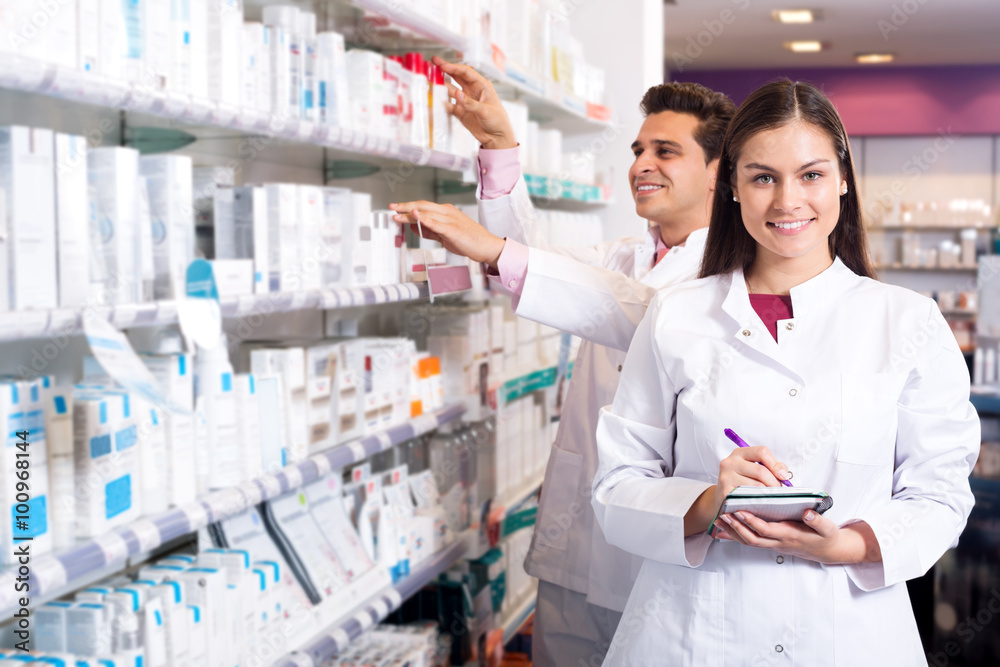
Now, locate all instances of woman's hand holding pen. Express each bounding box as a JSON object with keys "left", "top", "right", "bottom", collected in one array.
[
  {"left": 707, "top": 445, "right": 882, "bottom": 565},
  {"left": 431, "top": 56, "right": 519, "bottom": 150},
  {"left": 387, "top": 201, "right": 506, "bottom": 268}
]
